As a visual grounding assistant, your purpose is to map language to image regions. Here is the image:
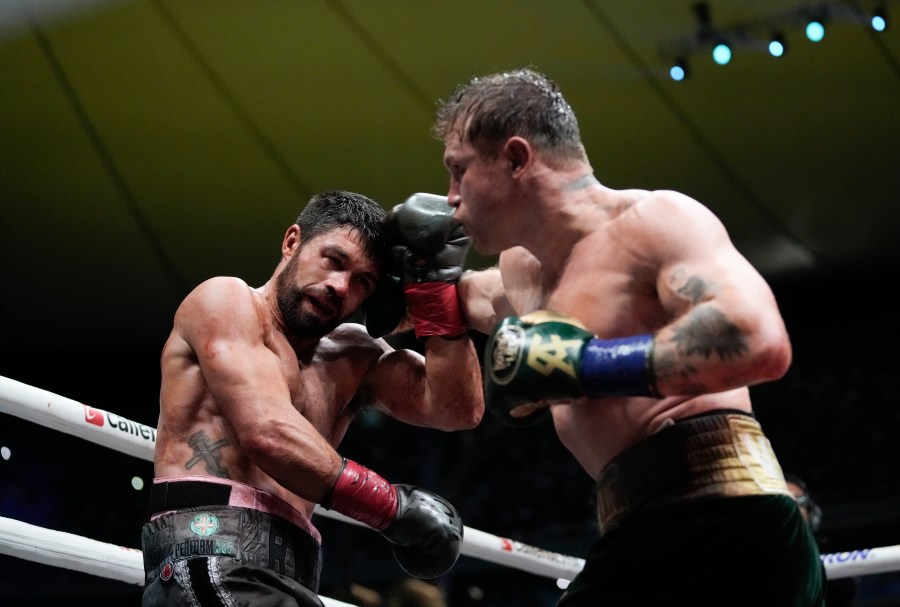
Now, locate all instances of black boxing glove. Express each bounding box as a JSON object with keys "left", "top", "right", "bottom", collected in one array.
[
  {"left": 362, "top": 272, "right": 407, "bottom": 338},
  {"left": 385, "top": 193, "right": 461, "bottom": 255},
  {"left": 323, "top": 459, "right": 463, "bottom": 579},
  {"left": 383, "top": 485, "right": 463, "bottom": 579},
  {"left": 386, "top": 193, "right": 471, "bottom": 338}
]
